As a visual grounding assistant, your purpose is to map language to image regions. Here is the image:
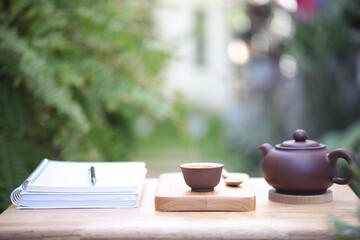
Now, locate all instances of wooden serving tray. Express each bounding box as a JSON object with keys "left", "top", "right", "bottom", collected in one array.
[{"left": 155, "top": 173, "right": 256, "bottom": 212}]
